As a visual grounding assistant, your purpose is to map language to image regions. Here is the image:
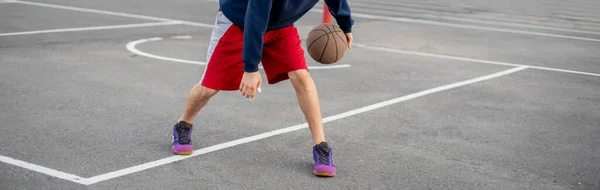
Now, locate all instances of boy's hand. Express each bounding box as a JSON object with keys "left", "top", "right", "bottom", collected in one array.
[
  {"left": 240, "top": 71, "right": 262, "bottom": 100},
  {"left": 345, "top": 33, "right": 353, "bottom": 48}
]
